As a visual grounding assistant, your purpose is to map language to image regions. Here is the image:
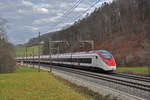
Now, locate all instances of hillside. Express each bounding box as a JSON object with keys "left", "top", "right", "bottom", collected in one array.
[
  {"left": 26, "top": 31, "right": 56, "bottom": 46},
  {"left": 14, "top": 45, "right": 41, "bottom": 57},
  {"left": 26, "top": 0, "right": 150, "bottom": 67}
]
